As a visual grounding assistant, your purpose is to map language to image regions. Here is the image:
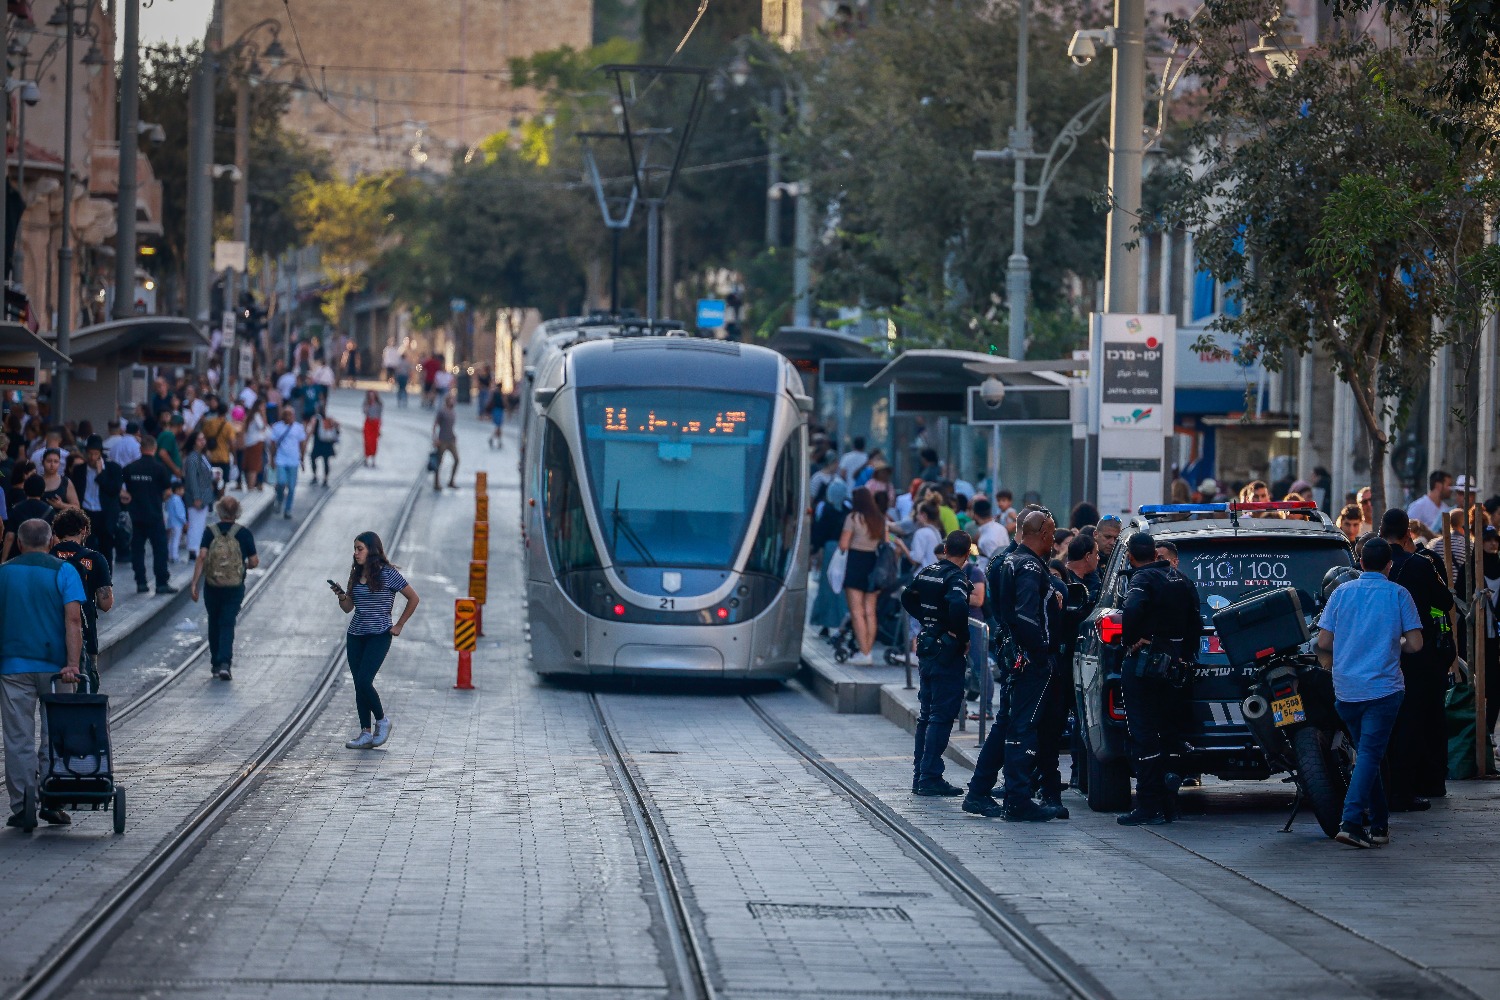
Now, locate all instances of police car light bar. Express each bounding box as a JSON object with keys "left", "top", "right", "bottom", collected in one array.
[
  {"left": 1137, "top": 503, "right": 1228, "bottom": 515},
  {"left": 1227, "top": 501, "right": 1318, "bottom": 511}
]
